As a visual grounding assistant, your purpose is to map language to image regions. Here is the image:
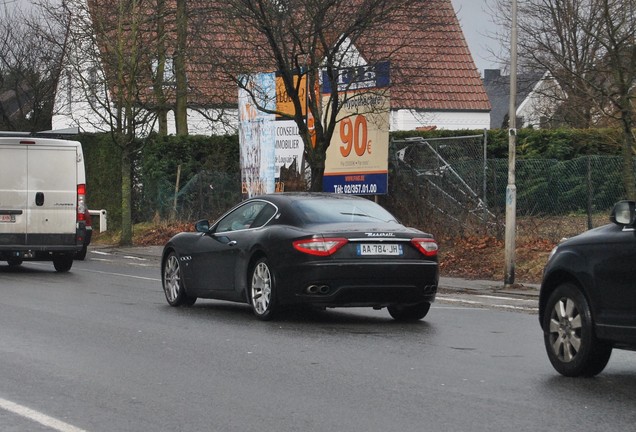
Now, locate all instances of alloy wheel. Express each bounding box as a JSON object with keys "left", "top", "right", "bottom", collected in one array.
[
  {"left": 164, "top": 254, "right": 181, "bottom": 303},
  {"left": 251, "top": 262, "right": 272, "bottom": 315},
  {"left": 548, "top": 297, "right": 582, "bottom": 363}
]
